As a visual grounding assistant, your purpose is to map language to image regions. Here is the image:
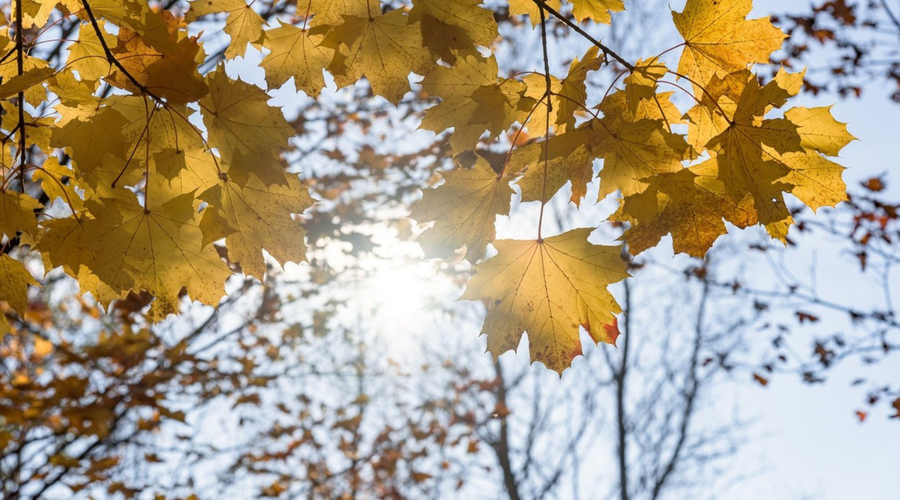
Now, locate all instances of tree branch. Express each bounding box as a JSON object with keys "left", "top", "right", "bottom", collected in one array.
[
  {"left": 80, "top": 0, "right": 163, "bottom": 102},
  {"left": 491, "top": 360, "right": 522, "bottom": 500},
  {"left": 616, "top": 279, "right": 632, "bottom": 500},
  {"left": 15, "top": 0, "right": 26, "bottom": 193},
  {"left": 650, "top": 275, "right": 708, "bottom": 499},
  {"left": 531, "top": 0, "right": 634, "bottom": 70}
]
